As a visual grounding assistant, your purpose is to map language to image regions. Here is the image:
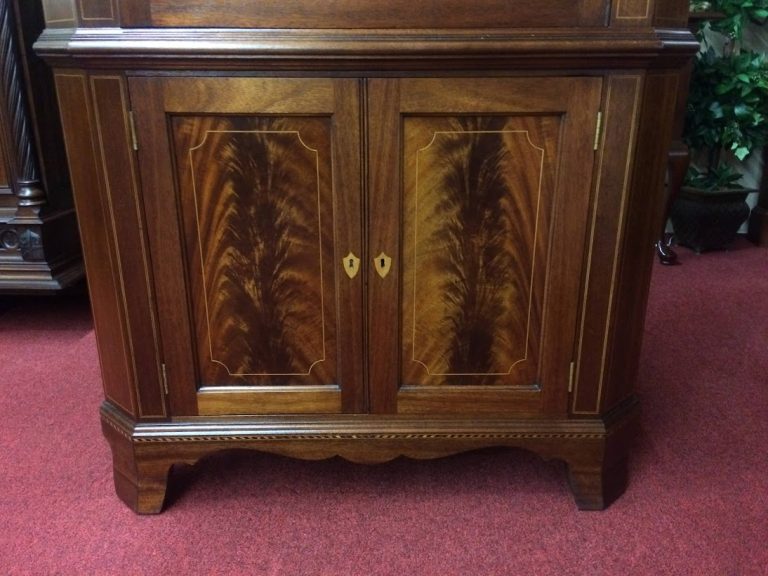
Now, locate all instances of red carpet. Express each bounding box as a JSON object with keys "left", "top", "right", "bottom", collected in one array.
[{"left": 1, "top": 241, "right": 767, "bottom": 575}]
